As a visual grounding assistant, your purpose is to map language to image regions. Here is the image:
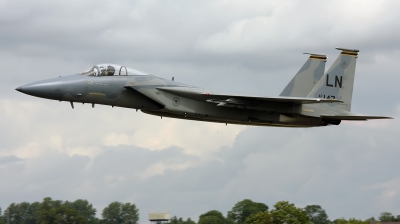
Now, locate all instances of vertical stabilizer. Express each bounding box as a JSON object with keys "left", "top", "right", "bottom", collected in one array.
[
  {"left": 307, "top": 48, "right": 359, "bottom": 111},
  {"left": 280, "top": 53, "right": 326, "bottom": 97}
]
